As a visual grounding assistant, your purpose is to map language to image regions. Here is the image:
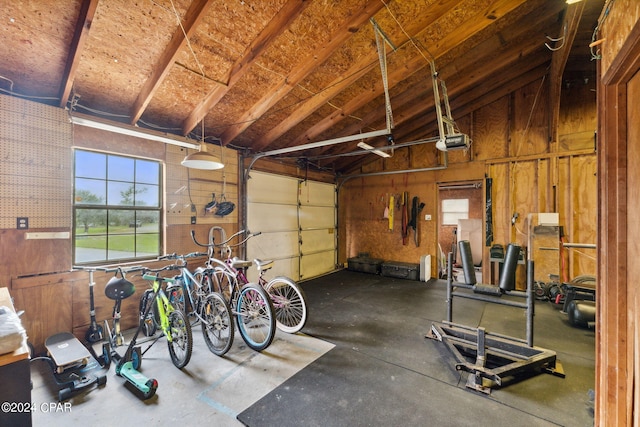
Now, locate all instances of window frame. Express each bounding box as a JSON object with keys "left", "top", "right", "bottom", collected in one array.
[{"left": 72, "top": 148, "right": 163, "bottom": 265}]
